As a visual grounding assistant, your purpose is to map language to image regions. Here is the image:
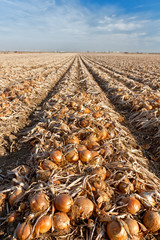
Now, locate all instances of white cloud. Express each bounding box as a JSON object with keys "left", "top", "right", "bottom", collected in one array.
[{"left": 0, "top": 0, "right": 160, "bottom": 52}]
